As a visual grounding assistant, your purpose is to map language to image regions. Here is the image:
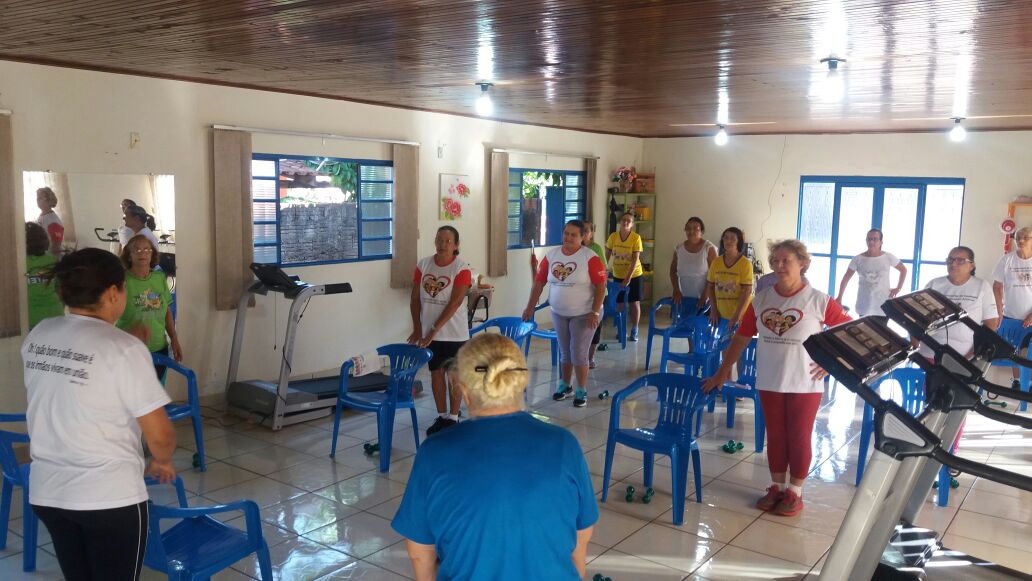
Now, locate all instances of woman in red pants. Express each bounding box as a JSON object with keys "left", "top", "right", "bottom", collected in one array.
[{"left": 703, "top": 239, "right": 851, "bottom": 516}]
